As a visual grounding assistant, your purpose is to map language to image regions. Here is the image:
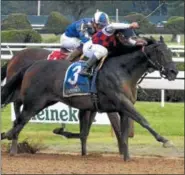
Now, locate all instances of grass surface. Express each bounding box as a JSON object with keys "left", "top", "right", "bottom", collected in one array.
[
  {"left": 41, "top": 34, "right": 60, "bottom": 43},
  {"left": 141, "top": 34, "right": 184, "bottom": 45},
  {"left": 1, "top": 102, "right": 184, "bottom": 154}
]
